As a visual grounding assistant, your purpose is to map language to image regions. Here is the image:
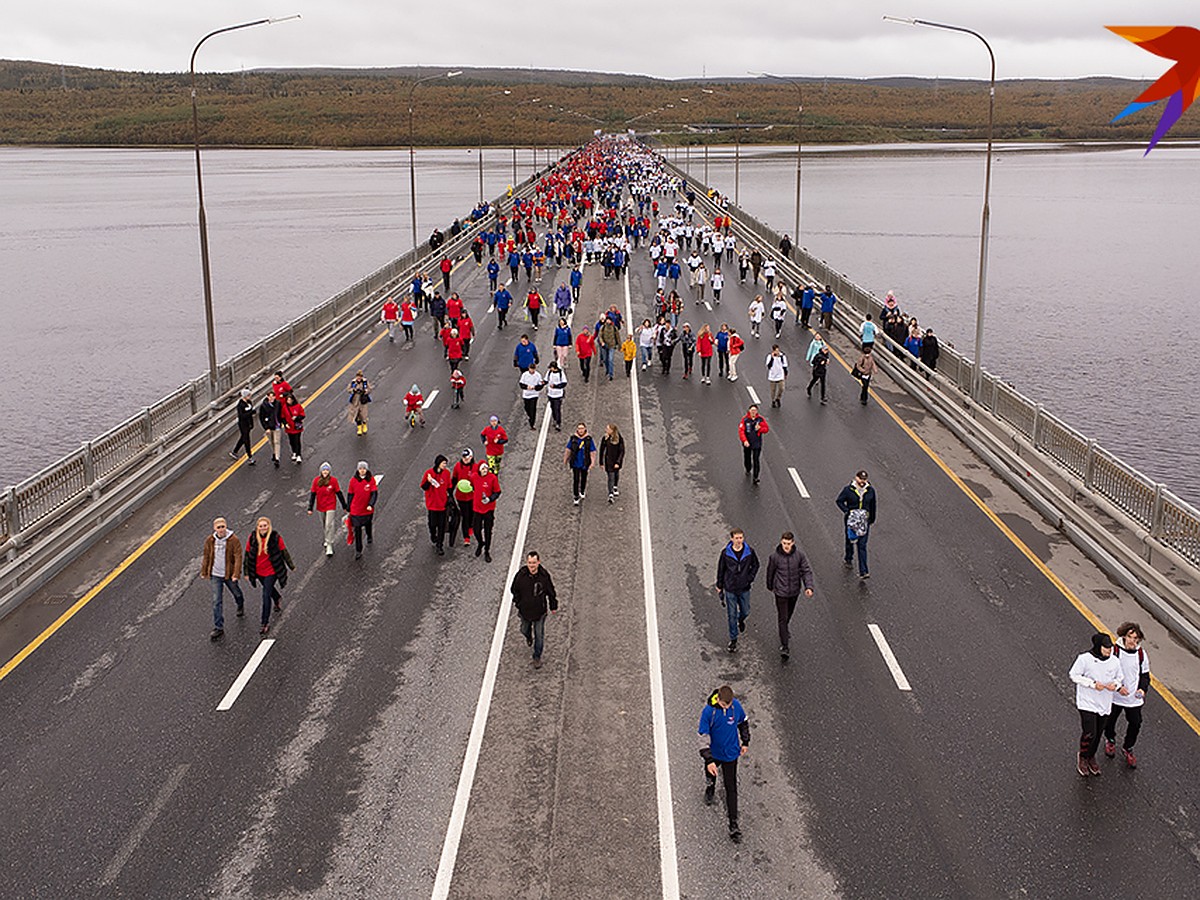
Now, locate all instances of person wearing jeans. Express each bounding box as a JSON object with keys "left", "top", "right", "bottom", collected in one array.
[
  {"left": 510, "top": 550, "right": 558, "bottom": 668},
  {"left": 245, "top": 517, "right": 294, "bottom": 635},
  {"left": 715, "top": 529, "right": 760, "bottom": 653},
  {"left": 836, "top": 471, "right": 877, "bottom": 578},
  {"left": 200, "top": 517, "right": 245, "bottom": 641},
  {"left": 564, "top": 422, "right": 596, "bottom": 506}
]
